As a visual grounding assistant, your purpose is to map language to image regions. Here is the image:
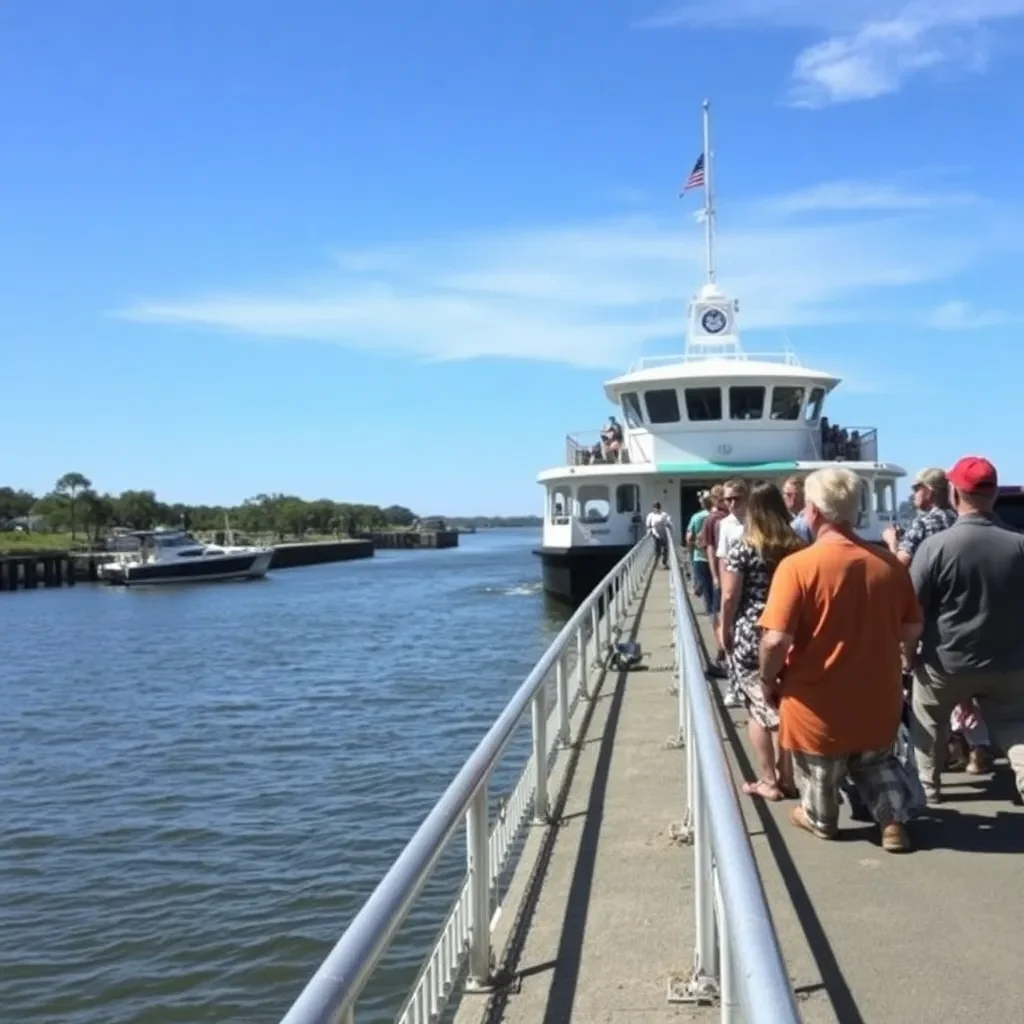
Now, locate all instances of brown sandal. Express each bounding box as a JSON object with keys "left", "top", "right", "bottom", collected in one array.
[
  {"left": 743, "top": 779, "right": 783, "bottom": 802},
  {"left": 790, "top": 805, "right": 836, "bottom": 840}
]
